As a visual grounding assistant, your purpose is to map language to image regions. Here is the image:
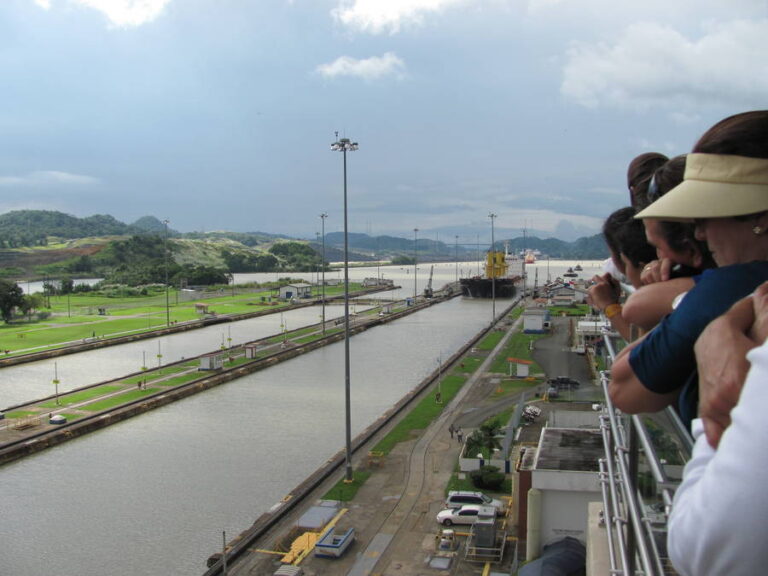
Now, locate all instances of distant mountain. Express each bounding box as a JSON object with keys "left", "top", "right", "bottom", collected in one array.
[
  {"left": 131, "top": 216, "right": 169, "bottom": 234},
  {"left": 500, "top": 235, "right": 608, "bottom": 259},
  {"left": 323, "top": 231, "right": 608, "bottom": 261},
  {"left": 0, "top": 210, "right": 609, "bottom": 273}
]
